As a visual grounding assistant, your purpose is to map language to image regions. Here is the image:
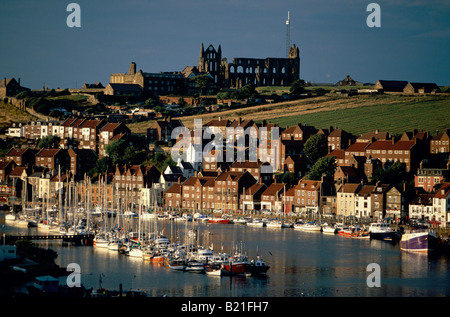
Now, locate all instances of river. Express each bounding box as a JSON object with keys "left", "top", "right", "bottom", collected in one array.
[{"left": 2, "top": 217, "right": 450, "bottom": 297}]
